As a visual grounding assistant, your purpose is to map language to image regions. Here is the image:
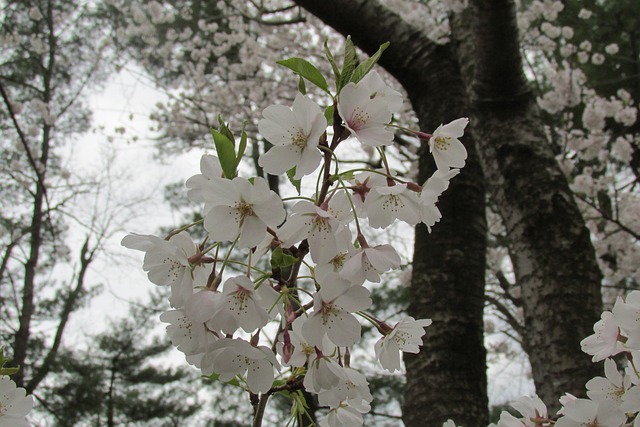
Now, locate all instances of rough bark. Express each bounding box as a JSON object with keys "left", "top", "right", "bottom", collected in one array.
[
  {"left": 293, "top": 1, "right": 489, "bottom": 426},
  {"left": 407, "top": 95, "right": 488, "bottom": 427},
  {"left": 451, "top": 0, "right": 603, "bottom": 409}
]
